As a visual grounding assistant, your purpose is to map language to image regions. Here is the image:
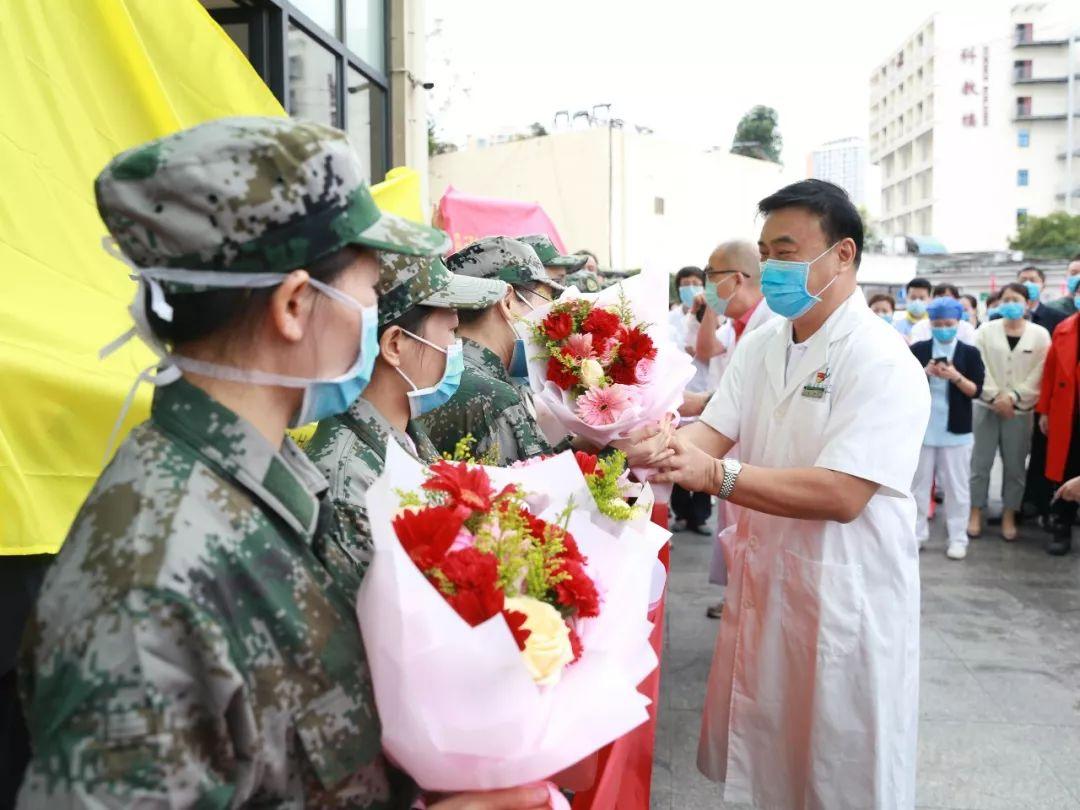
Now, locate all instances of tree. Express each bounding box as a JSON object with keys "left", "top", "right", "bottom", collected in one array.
[
  {"left": 1009, "top": 211, "right": 1080, "bottom": 259},
  {"left": 730, "top": 106, "right": 782, "bottom": 163},
  {"left": 528, "top": 122, "right": 548, "bottom": 138},
  {"left": 427, "top": 118, "right": 456, "bottom": 157}
]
